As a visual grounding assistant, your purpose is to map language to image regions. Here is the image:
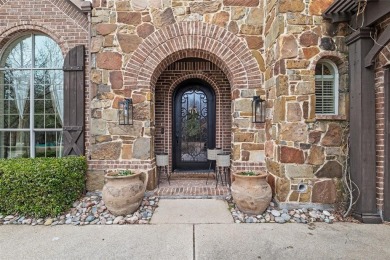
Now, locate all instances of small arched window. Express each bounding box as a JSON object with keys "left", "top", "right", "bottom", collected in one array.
[
  {"left": 315, "top": 60, "right": 339, "bottom": 115},
  {"left": 0, "top": 33, "right": 64, "bottom": 158}
]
